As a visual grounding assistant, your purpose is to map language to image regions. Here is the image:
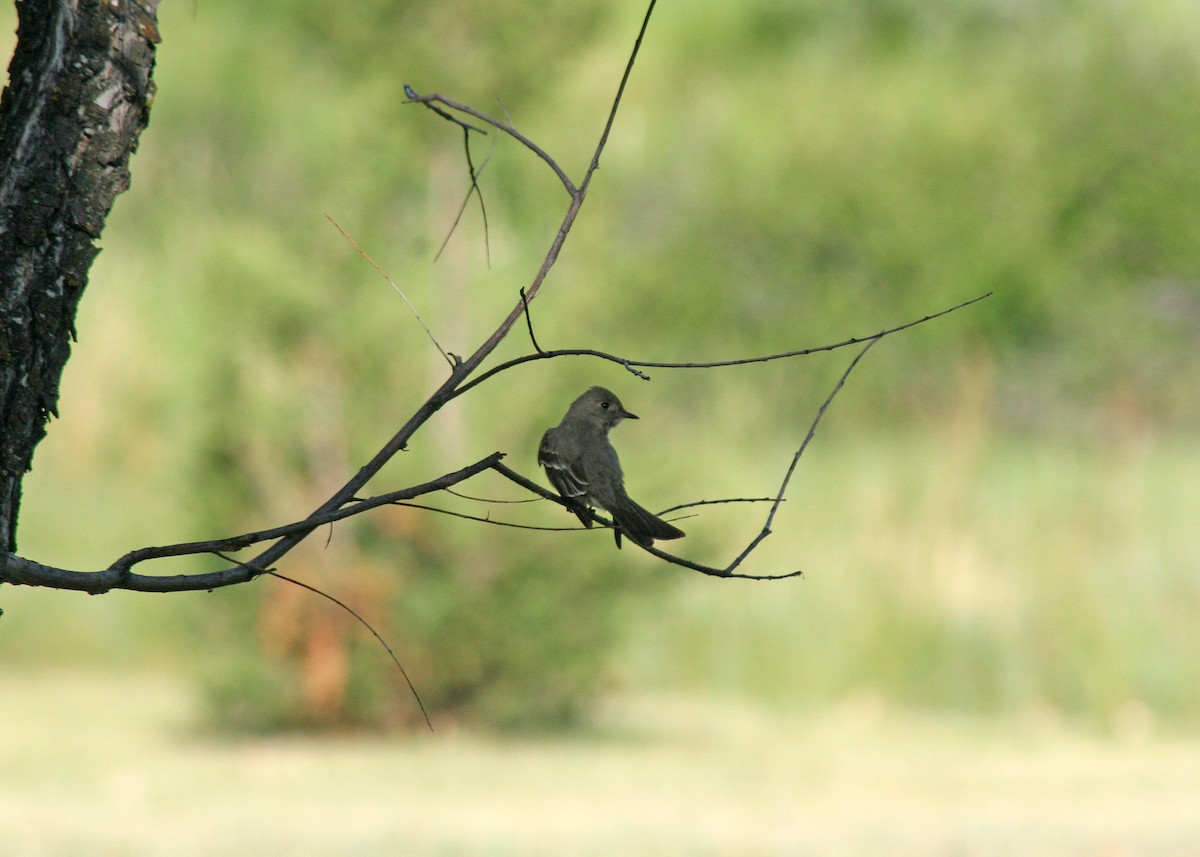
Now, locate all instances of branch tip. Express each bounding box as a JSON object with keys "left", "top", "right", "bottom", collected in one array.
[{"left": 266, "top": 568, "right": 433, "bottom": 732}]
